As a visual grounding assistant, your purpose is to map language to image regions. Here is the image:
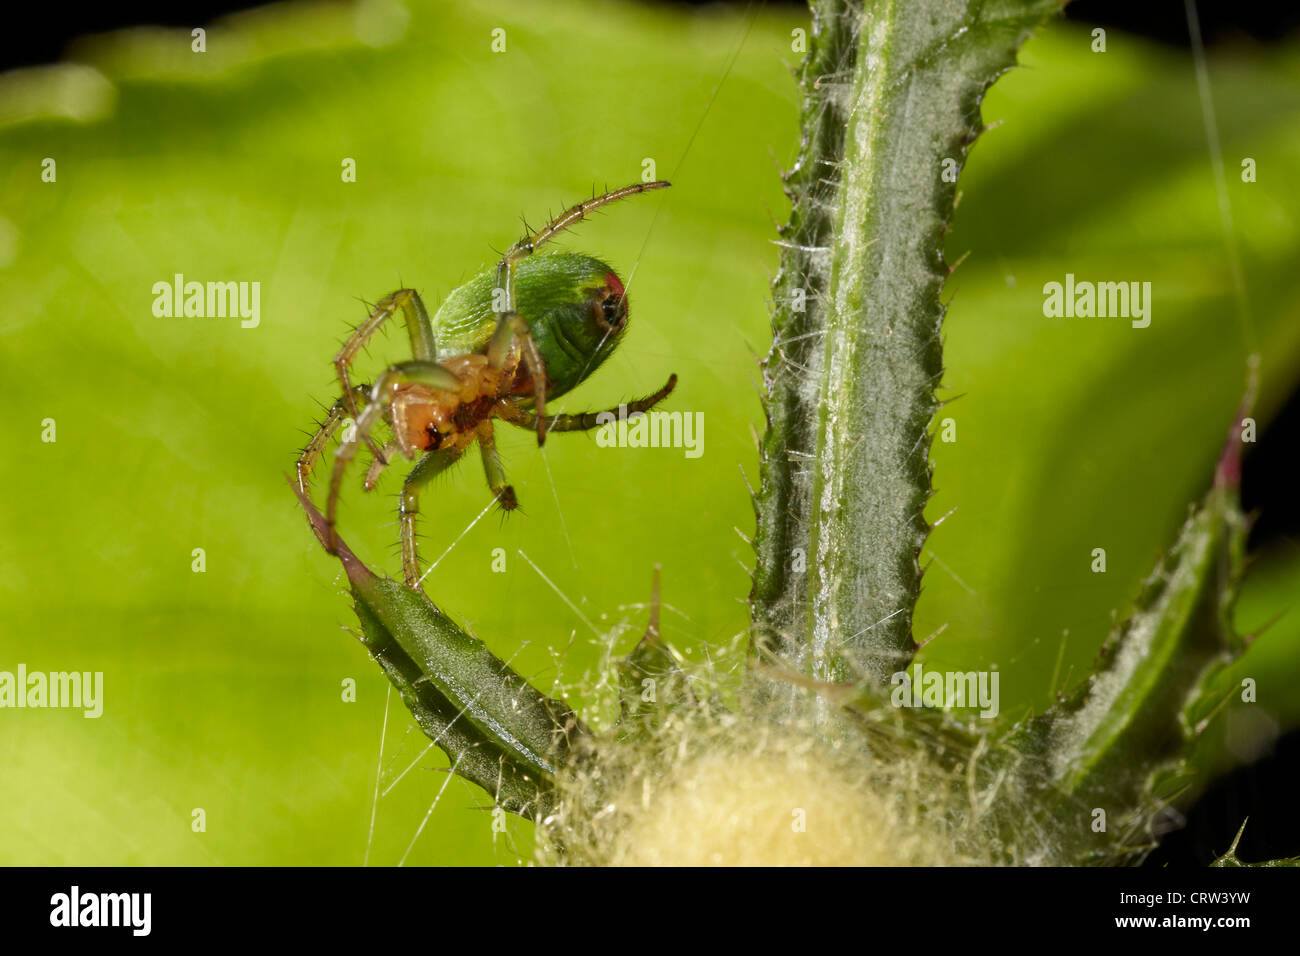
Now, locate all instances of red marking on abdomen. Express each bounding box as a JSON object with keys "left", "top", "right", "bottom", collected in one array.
[{"left": 604, "top": 271, "right": 625, "bottom": 299}]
